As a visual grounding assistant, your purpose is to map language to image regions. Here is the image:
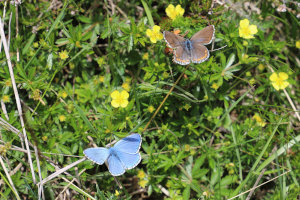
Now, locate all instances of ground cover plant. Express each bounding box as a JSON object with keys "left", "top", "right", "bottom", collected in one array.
[{"left": 0, "top": 0, "right": 299, "bottom": 199}]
